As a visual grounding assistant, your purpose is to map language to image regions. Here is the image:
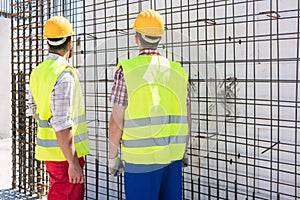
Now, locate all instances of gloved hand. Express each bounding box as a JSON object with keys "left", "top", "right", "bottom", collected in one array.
[
  {"left": 182, "top": 151, "right": 189, "bottom": 168},
  {"left": 108, "top": 156, "right": 124, "bottom": 176}
]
